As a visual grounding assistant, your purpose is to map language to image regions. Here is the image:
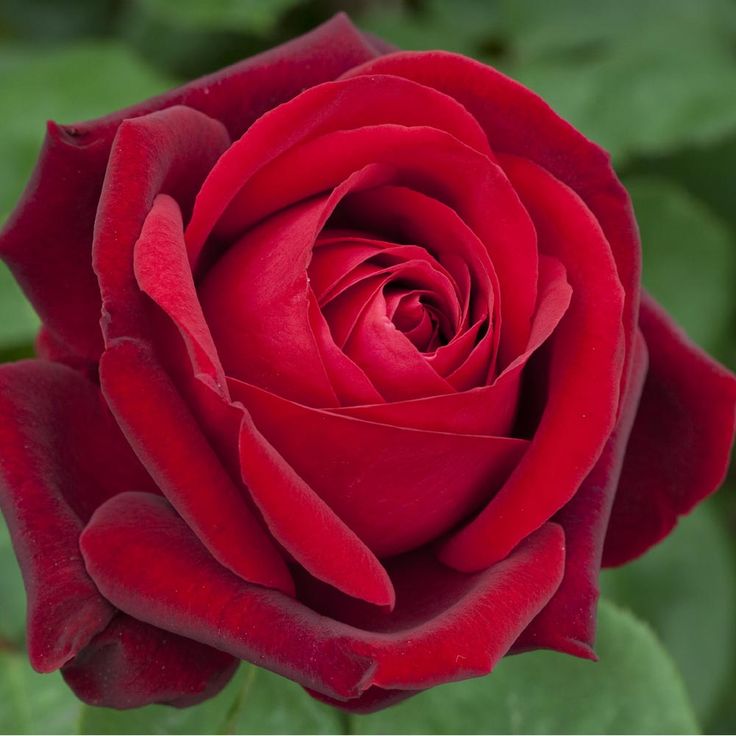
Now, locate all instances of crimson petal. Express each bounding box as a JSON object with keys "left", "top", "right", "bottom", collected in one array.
[
  {"left": 342, "top": 50, "right": 641, "bottom": 409},
  {"left": 62, "top": 615, "right": 237, "bottom": 709},
  {"left": 514, "top": 329, "right": 648, "bottom": 658},
  {"left": 80, "top": 492, "right": 565, "bottom": 703},
  {"left": 99, "top": 338, "right": 294, "bottom": 594},
  {"left": 603, "top": 294, "right": 736, "bottom": 566},
  {"left": 0, "top": 361, "right": 153, "bottom": 670},
  {"left": 229, "top": 378, "right": 528, "bottom": 557},
  {"left": 93, "top": 106, "right": 230, "bottom": 344},
  {"left": 440, "top": 156, "right": 625, "bottom": 570}
]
